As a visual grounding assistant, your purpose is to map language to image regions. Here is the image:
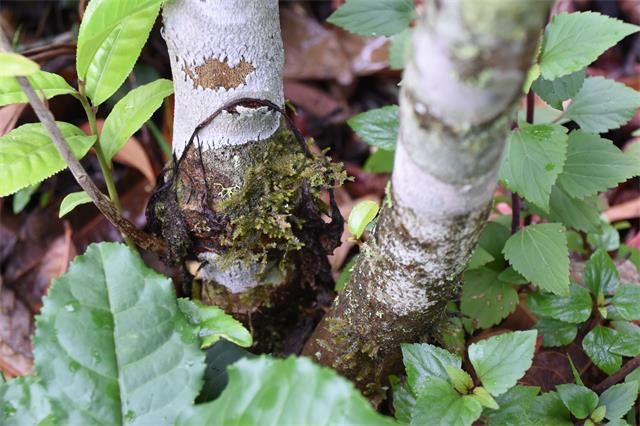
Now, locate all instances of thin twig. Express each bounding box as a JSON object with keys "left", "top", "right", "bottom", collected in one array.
[{"left": 593, "top": 355, "right": 640, "bottom": 394}]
